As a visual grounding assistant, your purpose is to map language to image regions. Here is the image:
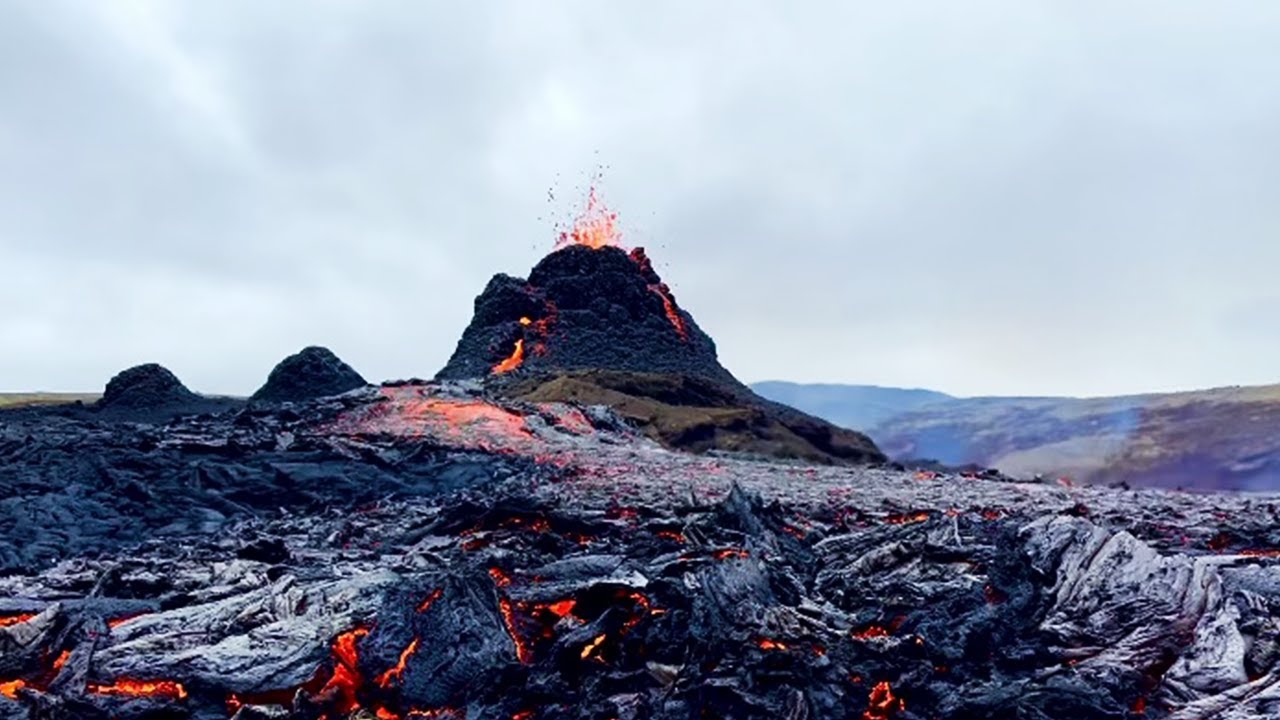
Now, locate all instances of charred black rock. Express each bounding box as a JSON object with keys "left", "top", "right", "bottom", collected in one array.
[
  {"left": 252, "top": 346, "right": 367, "bottom": 403},
  {"left": 438, "top": 245, "right": 737, "bottom": 385},
  {"left": 96, "top": 364, "right": 199, "bottom": 410}
]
